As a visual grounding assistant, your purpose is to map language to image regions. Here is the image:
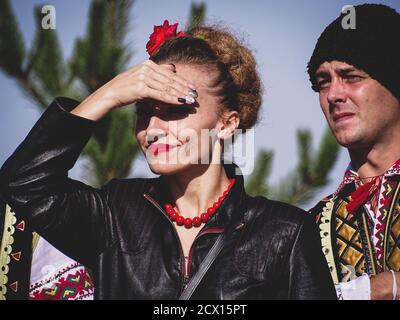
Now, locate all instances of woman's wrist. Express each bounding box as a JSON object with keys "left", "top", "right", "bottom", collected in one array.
[{"left": 70, "top": 91, "right": 116, "bottom": 121}]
